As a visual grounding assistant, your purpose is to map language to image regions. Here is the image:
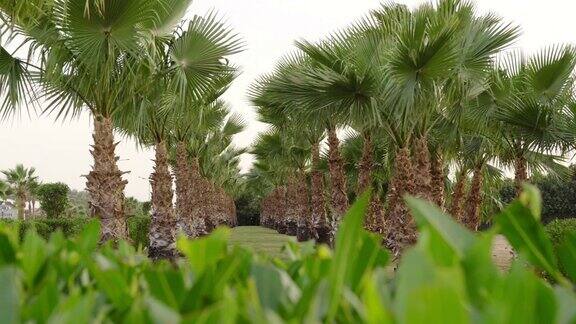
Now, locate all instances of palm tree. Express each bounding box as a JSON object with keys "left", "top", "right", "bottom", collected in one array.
[
  {"left": 250, "top": 132, "right": 292, "bottom": 234},
  {"left": 0, "top": 179, "right": 11, "bottom": 202},
  {"left": 116, "top": 83, "right": 178, "bottom": 257},
  {"left": 197, "top": 113, "right": 246, "bottom": 230},
  {"left": 200, "top": 139, "right": 245, "bottom": 228},
  {"left": 251, "top": 0, "right": 518, "bottom": 253},
  {"left": 254, "top": 54, "right": 351, "bottom": 232},
  {"left": 340, "top": 131, "right": 391, "bottom": 233},
  {"left": 171, "top": 74, "right": 237, "bottom": 237},
  {"left": 115, "top": 14, "right": 241, "bottom": 257},
  {"left": 26, "top": 178, "right": 40, "bottom": 215},
  {"left": 2, "top": 164, "right": 38, "bottom": 219},
  {"left": 0, "top": 0, "right": 241, "bottom": 242},
  {"left": 251, "top": 73, "right": 320, "bottom": 241},
  {"left": 487, "top": 48, "right": 576, "bottom": 195}
]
